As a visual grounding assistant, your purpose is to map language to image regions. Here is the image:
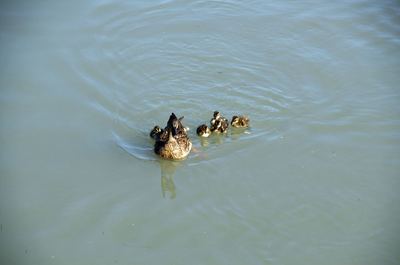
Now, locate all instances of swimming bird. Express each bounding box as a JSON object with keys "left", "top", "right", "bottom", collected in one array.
[
  {"left": 196, "top": 124, "right": 211, "bottom": 137},
  {"left": 150, "top": 125, "right": 163, "bottom": 140},
  {"left": 230, "top": 115, "right": 250, "bottom": 128},
  {"left": 210, "top": 111, "right": 221, "bottom": 126},
  {"left": 154, "top": 113, "right": 192, "bottom": 160},
  {"left": 210, "top": 111, "right": 229, "bottom": 133},
  {"left": 211, "top": 119, "right": 229, "bottom": 133}
]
